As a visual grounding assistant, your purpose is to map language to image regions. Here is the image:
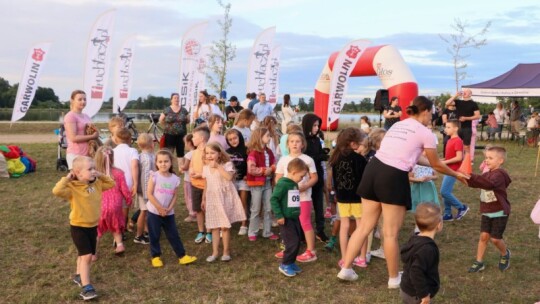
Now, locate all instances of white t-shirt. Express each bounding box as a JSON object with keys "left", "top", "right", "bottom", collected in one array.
[
  {"left": 276, "top": 154, "right": 317, "bottom": 201},
  {"left": 232, "top": 126, "right": 252, "bottom": 143},
  {"left": 210, "top": 104, "right": 224, "bottom": 118},
  {"left": 376, "top": 118, "right": 437, "bottom": 172},
  {"left": 184, "top": 150, "right": 193, "bottom": 182},
  {"left": 113, "top": 143, "right": 139, "bottom": 189}
]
